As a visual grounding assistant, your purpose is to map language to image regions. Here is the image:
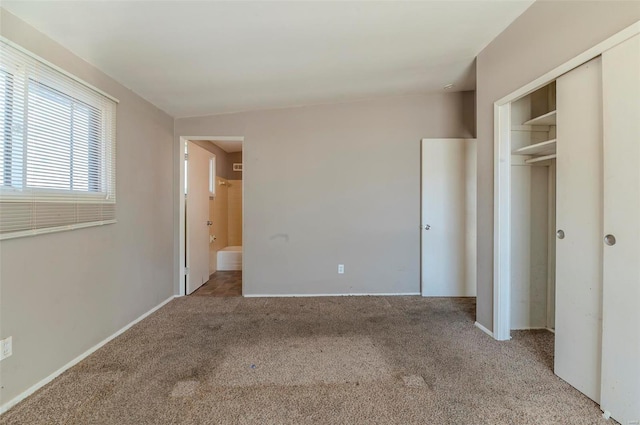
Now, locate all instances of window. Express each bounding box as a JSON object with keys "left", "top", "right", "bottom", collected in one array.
[
  {"left": 209, "top": 156, "right": 216, "bottom": 196},
  {"left": 0, "top": 40, "right": 117, "bottom": 239}
]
